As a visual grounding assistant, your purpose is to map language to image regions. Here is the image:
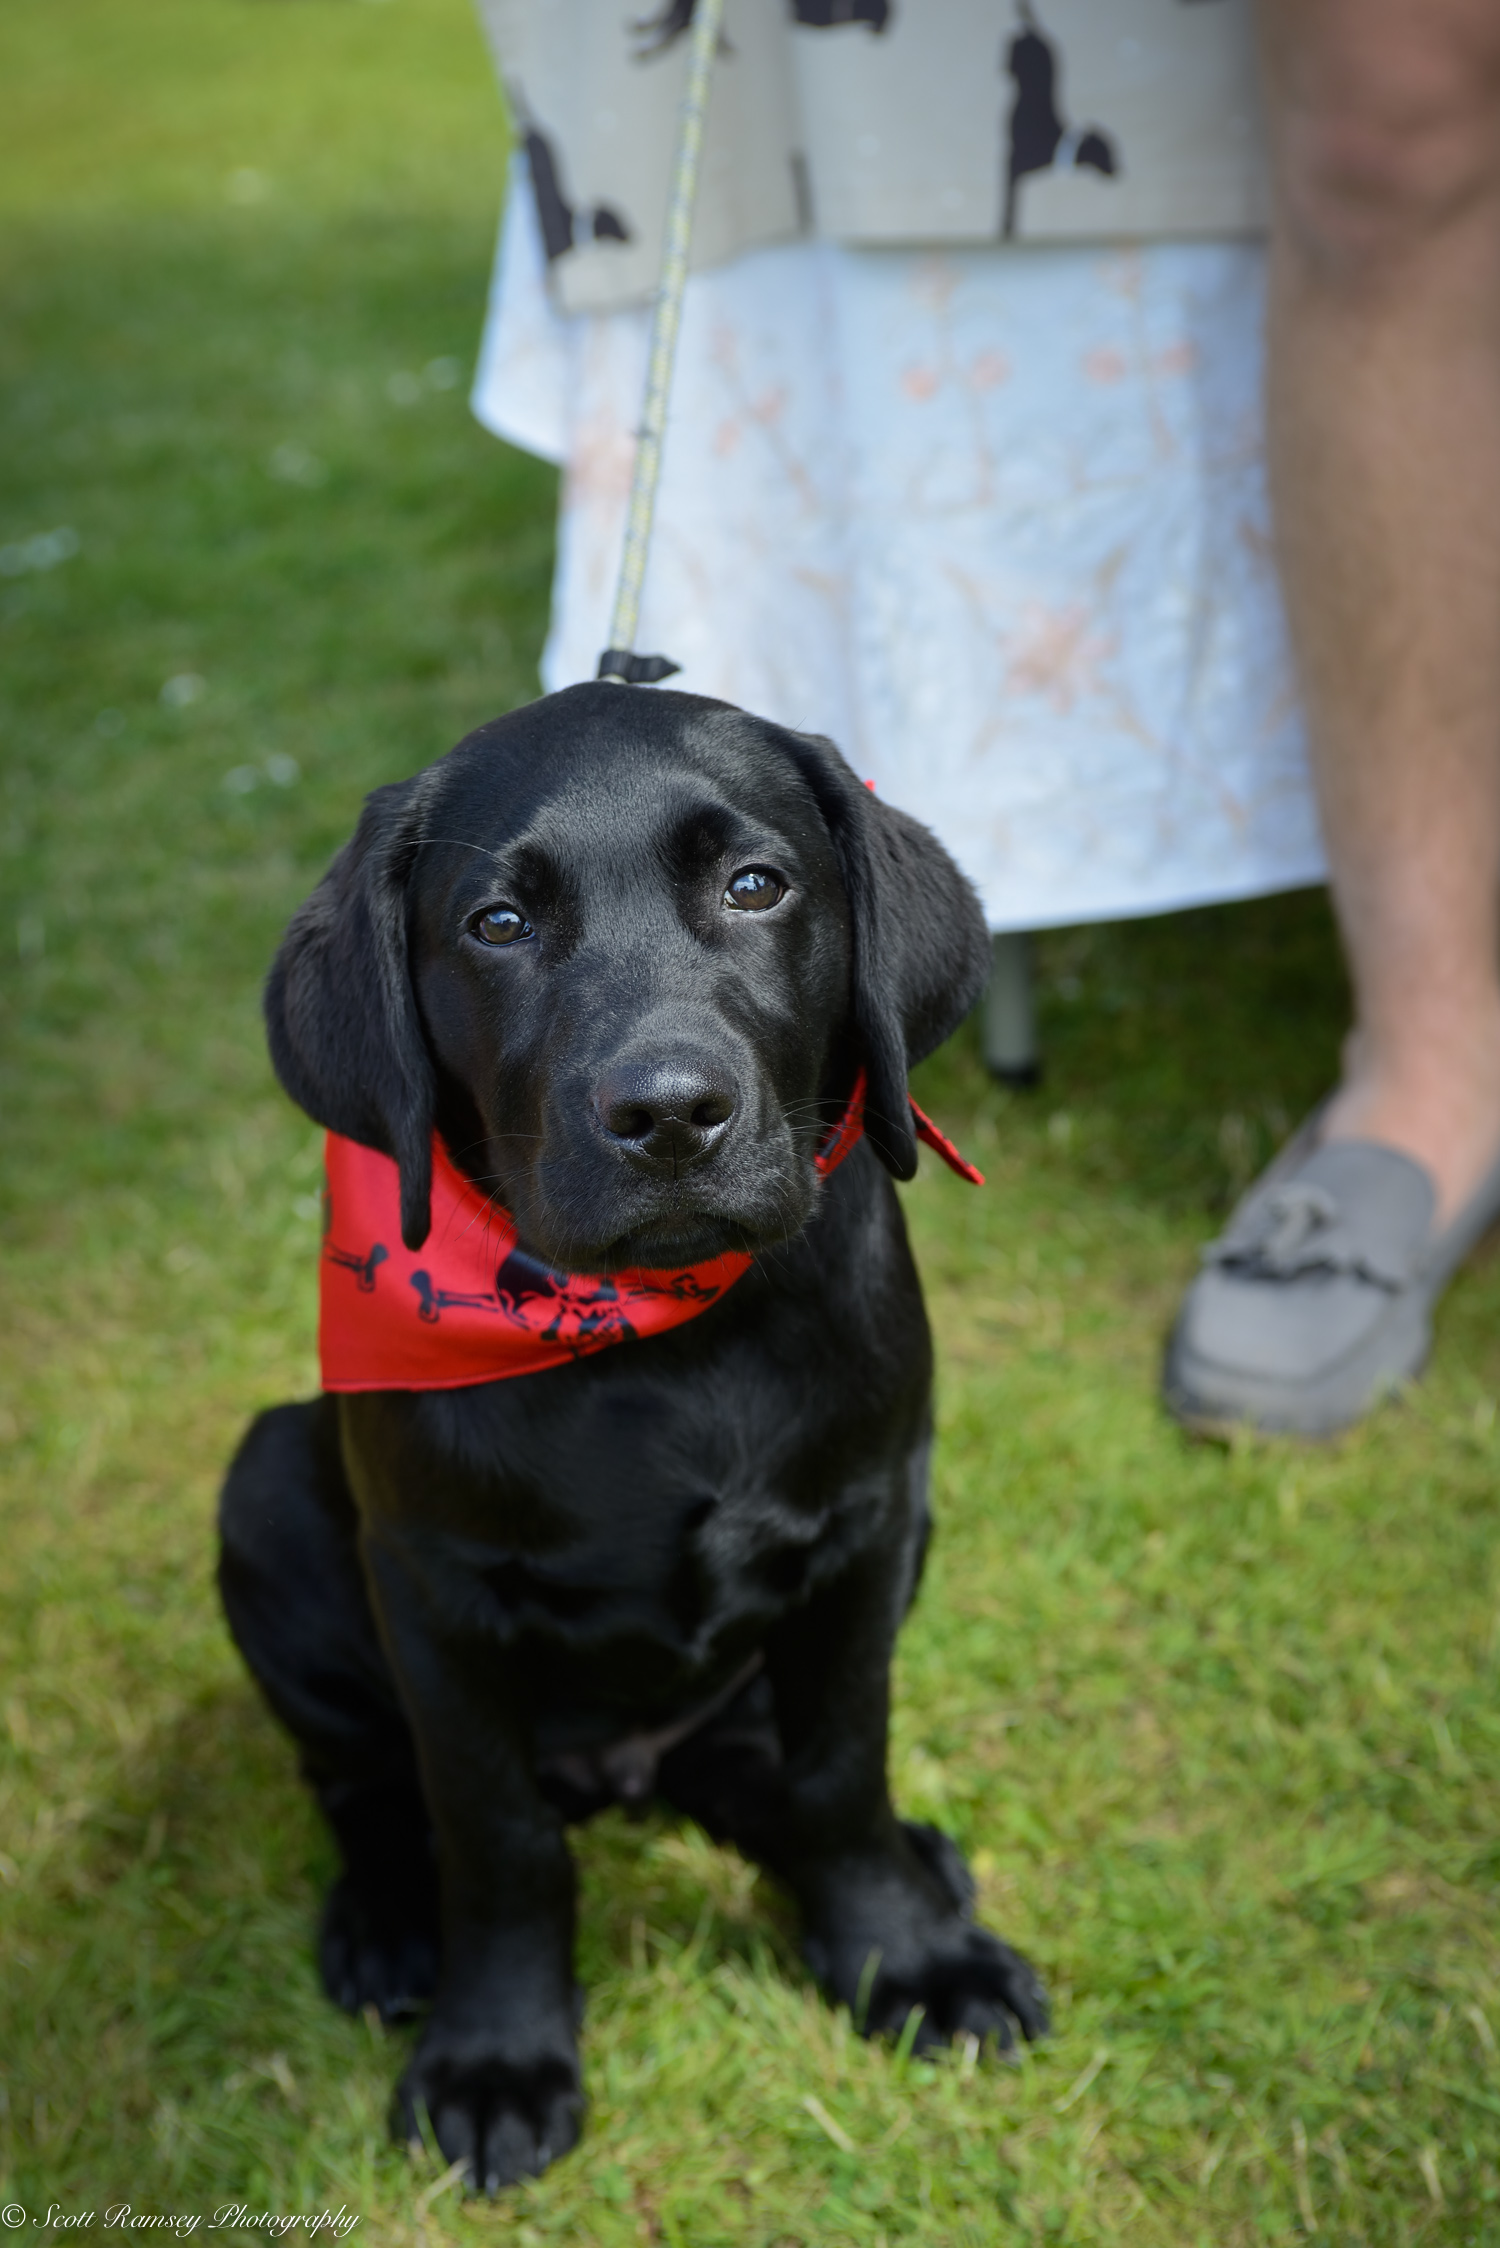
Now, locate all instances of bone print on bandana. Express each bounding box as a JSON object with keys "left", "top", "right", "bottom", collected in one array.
[
  {"left": 319, "top": 1131, "right": 753, "bottom": 1393},
  {"left": 318, "top": 1072, "right": 980, "bottom": 1392}
]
